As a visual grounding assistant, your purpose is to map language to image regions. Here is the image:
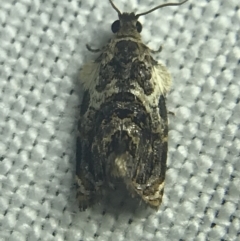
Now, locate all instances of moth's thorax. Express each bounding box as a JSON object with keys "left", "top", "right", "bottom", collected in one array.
[
  {"left": 116, "top": 12, "right": 141, "bottom": 39},
  {"left": 112, "top": 39, "right": 141, "bottom": 63}
]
